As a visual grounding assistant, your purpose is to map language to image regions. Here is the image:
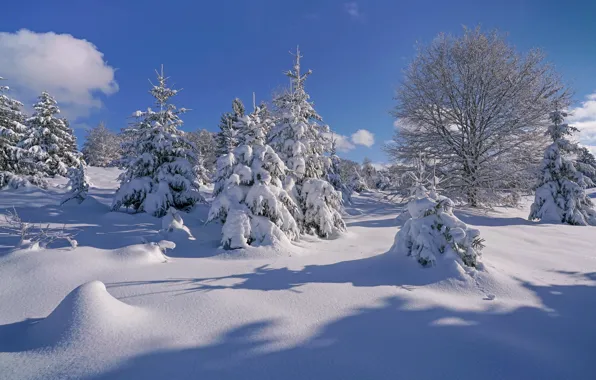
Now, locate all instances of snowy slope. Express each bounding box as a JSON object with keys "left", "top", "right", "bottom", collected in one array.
[{"left": 0, "top": 167, "right": 595, "bottom": 379}]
